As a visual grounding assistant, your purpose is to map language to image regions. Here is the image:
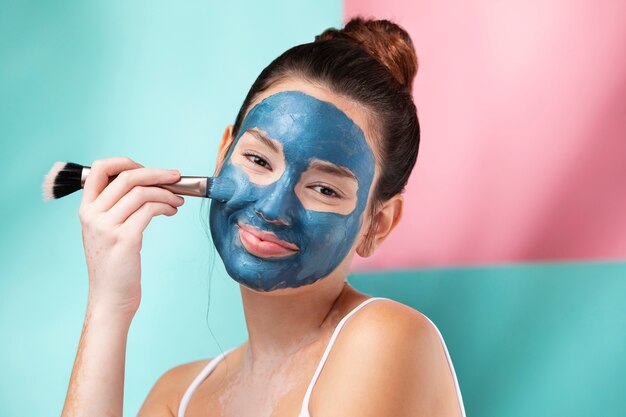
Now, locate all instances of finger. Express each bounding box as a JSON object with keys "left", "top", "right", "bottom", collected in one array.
[
  {"left": 119, "top": 202, "right": 178, "bottom": 237},
  {"left": 105, "top": 185, "right": 184, "bottom": 225},
  {"left": 91, "top": 167, "right": 180, "bottom": 213},
  {"left": 81, "top": 157, "right": 144, "bottom": 205}
]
